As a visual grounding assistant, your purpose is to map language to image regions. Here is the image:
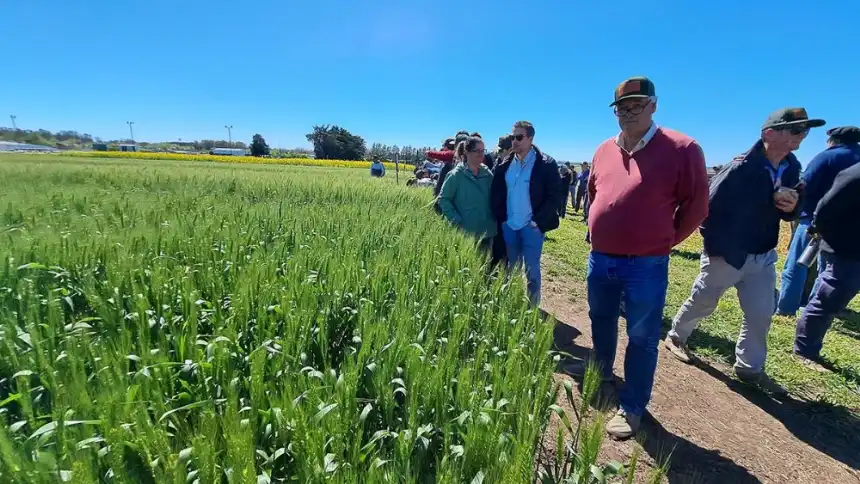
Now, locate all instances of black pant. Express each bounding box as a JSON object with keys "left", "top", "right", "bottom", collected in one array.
[
  {"left": 490, "top": 223, "right": 506, "bottom": 269},
  {"left": 559, "top": 189, "right": 570, "bottom": 218},
  {"left": 574, "top": 185, "right": 586, "bottom": 212}
]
